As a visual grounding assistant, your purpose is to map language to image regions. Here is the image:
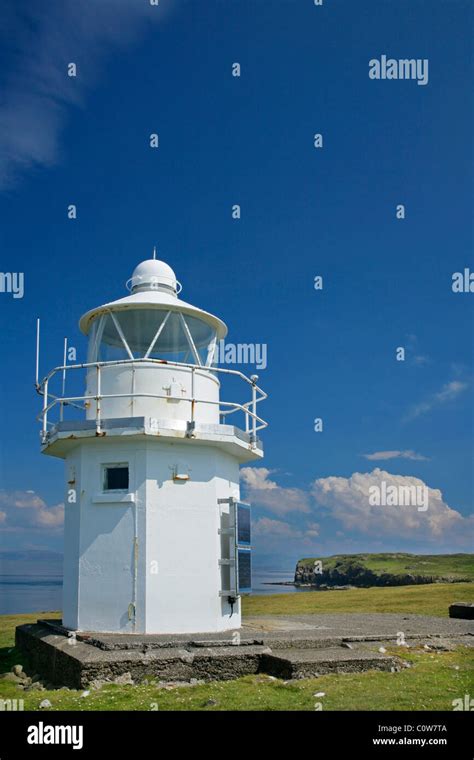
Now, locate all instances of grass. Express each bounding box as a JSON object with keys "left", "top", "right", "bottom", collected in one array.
[
  {"left": 243, "top": 582, "right": 474, "bottom": 617},
  {"left": 296, "top": 552, "right": 474, "bottom": 582},
  {"left": 1, "top": 583, "right": 473, "bottom": 711},
  {"left": 0, "top": 644, "right": 472, "bottom": 711}
]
